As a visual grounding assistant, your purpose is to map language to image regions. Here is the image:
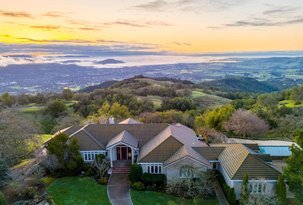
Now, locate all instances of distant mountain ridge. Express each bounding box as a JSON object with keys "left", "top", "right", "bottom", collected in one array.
[{"left": 94, "top": 59, "right": 125, "bottom": 65}]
